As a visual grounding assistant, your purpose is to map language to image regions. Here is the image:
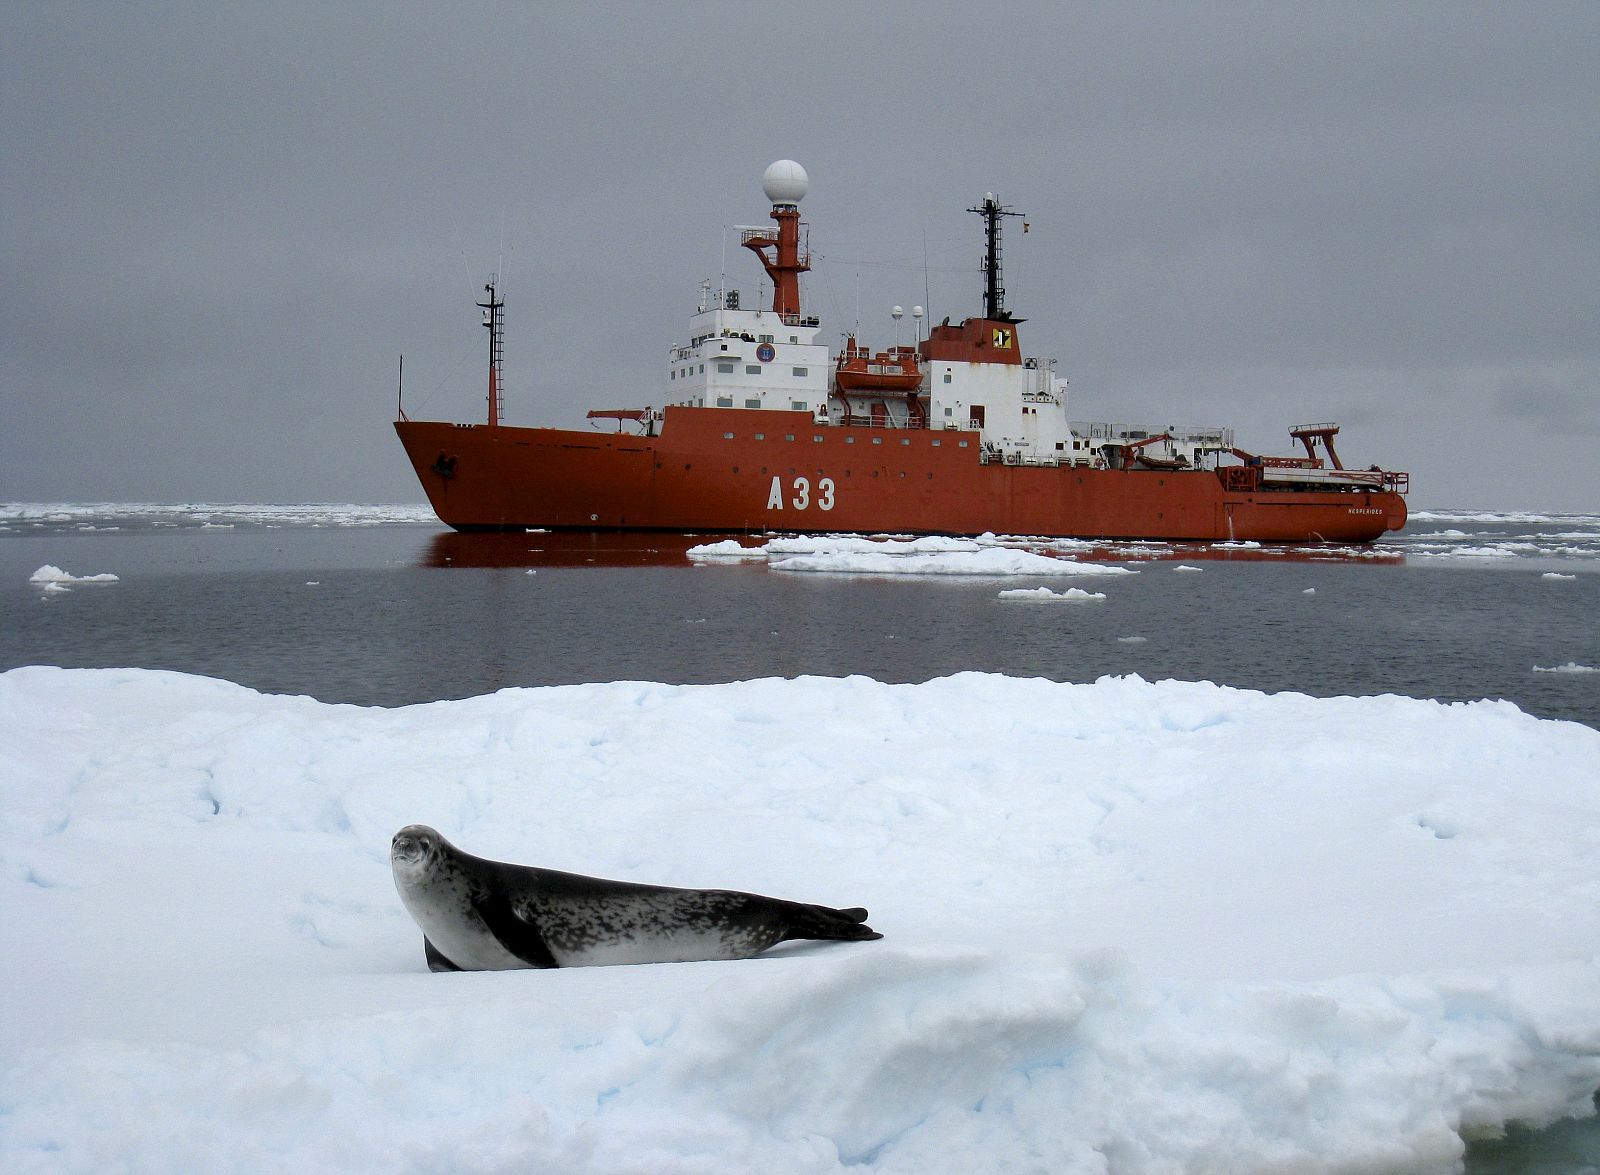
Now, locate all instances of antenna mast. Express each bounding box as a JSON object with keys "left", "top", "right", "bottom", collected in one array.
[
  {"left": 967, "top": 194, "right": 1025, "bottom": 322},
  {"left": 478, "top": 278, "right": 504, "bottom": 427}
]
